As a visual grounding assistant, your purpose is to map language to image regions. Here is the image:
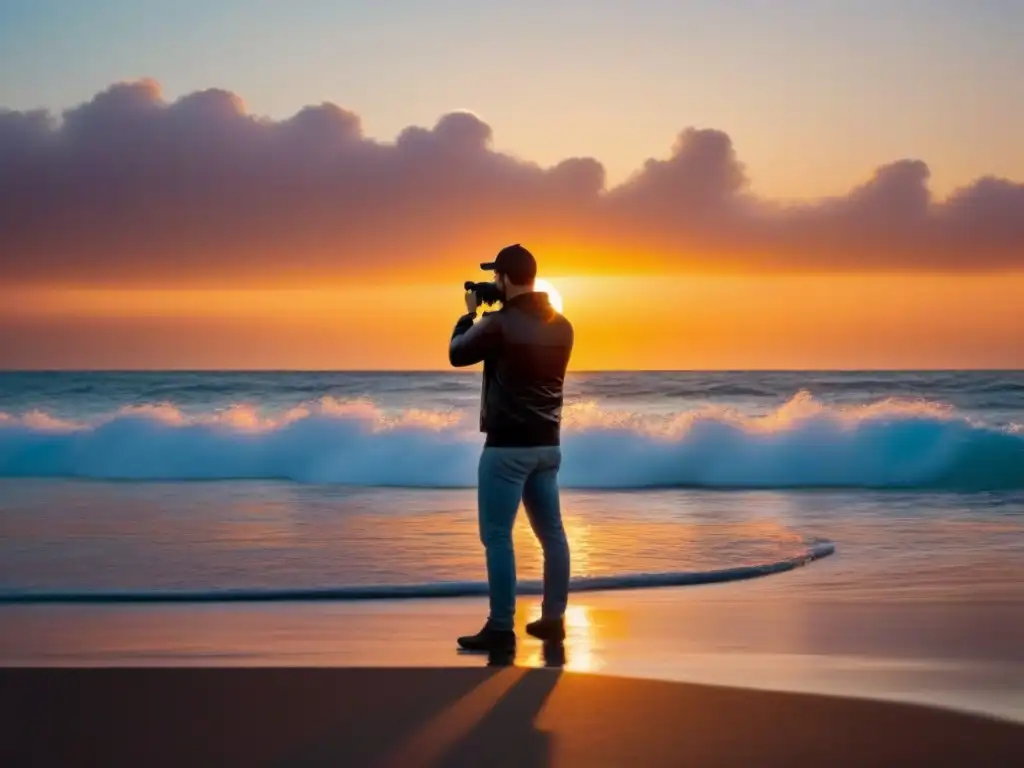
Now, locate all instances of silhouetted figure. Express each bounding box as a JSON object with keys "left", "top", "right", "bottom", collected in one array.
[{"left": 449, "top": 244, "right": 574, "bottom": 652}]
